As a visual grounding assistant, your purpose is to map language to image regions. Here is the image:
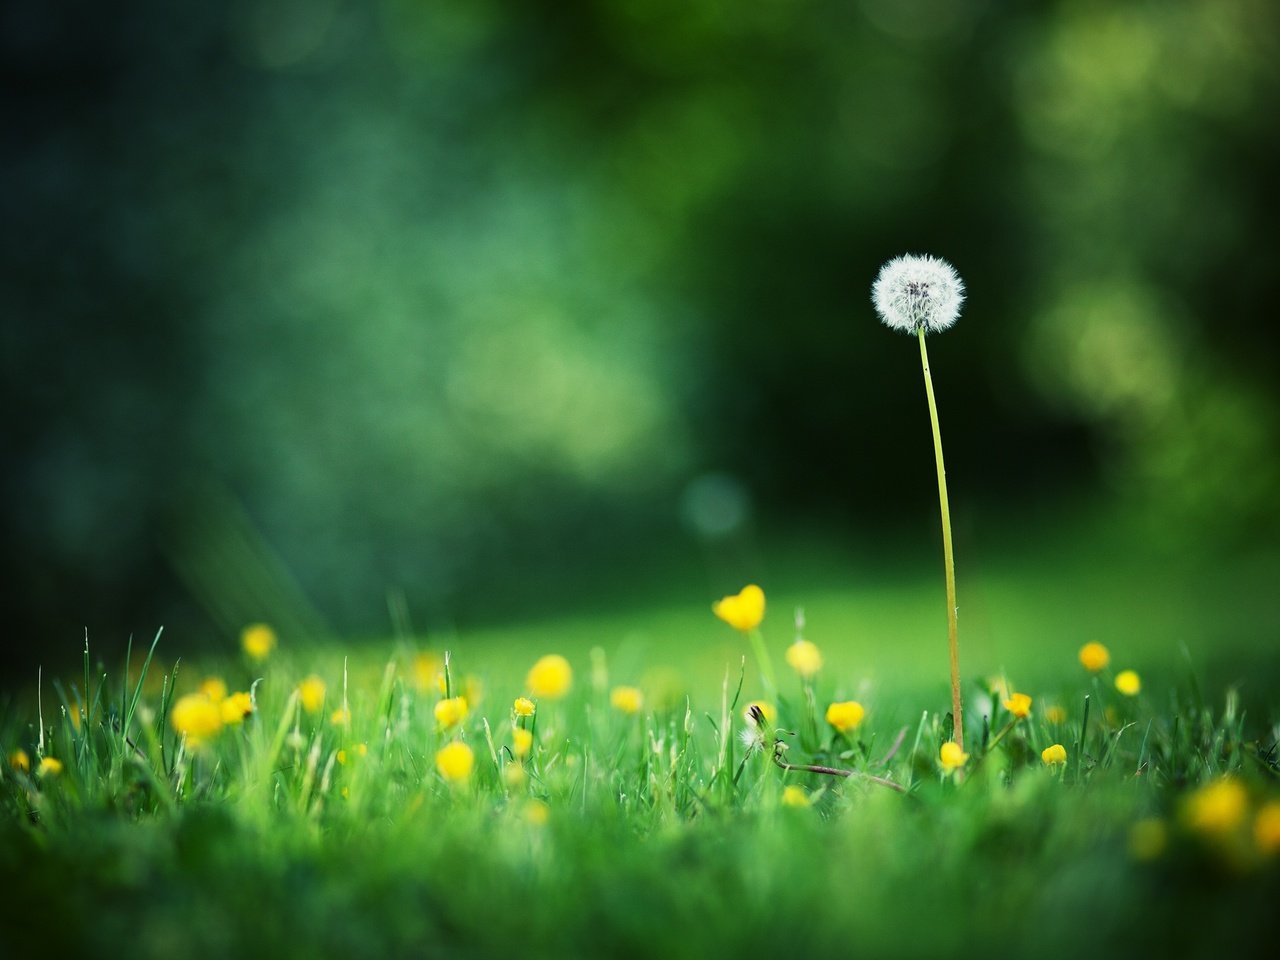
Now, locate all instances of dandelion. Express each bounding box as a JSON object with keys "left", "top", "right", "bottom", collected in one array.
[
  {"left": 743, "top": 700, "right": 776, "bottom": 726},
  {"left": 435, "top": 741, "right": 474, "bottom": 783},
  {"left": 781, "top": 785, "right": 811, "bottom": 808},
  {"left": 785, "top": 640, "right": 823, "bottom": 679},
  {"left": 1128, "top": 818, "right": 1168, "bottom": 861},
  {"left": 1041, "top": 743, "right": 1067, "bottom": 766},
  {"left": 874, "top": 253, "right": 967, "bottom": 747},
  {"left": 513, "top": 697, "right": 536, "bottom": 718},
  {"left": 170, "top": 693, "right": 224, "bottom": 743},
  {"left": 1254, "top": 801, "right": 1280, "bottom": 856},
  {"left": 1184, "top": 777, "right": 1248, "bottom": 836},
  {"left": 1044, "top": 705, "right": 1067, "bottom": 725},
  {"left": 220, "top": 691, "right": 254, "bottom": 724},
  {"left": 526, "top": 655, "right": 573, "bottom": 700},
  {"left": 712, "top": 584, "right": 766, "bottom": 632},
  {"left": 511, "top": 727, "right": 533, "bottom": 759},
  {"left": 241, "top": 623, "right": 276, "bottom": 661},
  {"left": 37, "top": 757, "right": 63, "bottom": 778},
  {"left": 740, "top": 704, "right": 770, "bottom": 754},
  {"left": 298, "top": 676, "right": 327, "bottom": 714},
  {"left": 610, "top": 686, "right": 644, "bottom": 715},
  {"left": 1078, "top": 642, "right": 1110, "bottom": 673},
  {"left": 1003, "top": 693, "right": 1033, "bottom": 719},
  {"left": 199, "top": 677, "right": 227, "bottom": 702},
  {"left": 825, "top": 701, "right": 866, "bottom": 734},
  {"left": 938, "top": 740, "right": 969, "bottom": 775},
  {"left": 9, "top": 748, "right": 30, "bottom": 773},
  {"left": 434, "top": 696, "right": 469, "bottom": 729},
  {"left": 1115, "top": 670, "right": 1141, "bottom": 697}
]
